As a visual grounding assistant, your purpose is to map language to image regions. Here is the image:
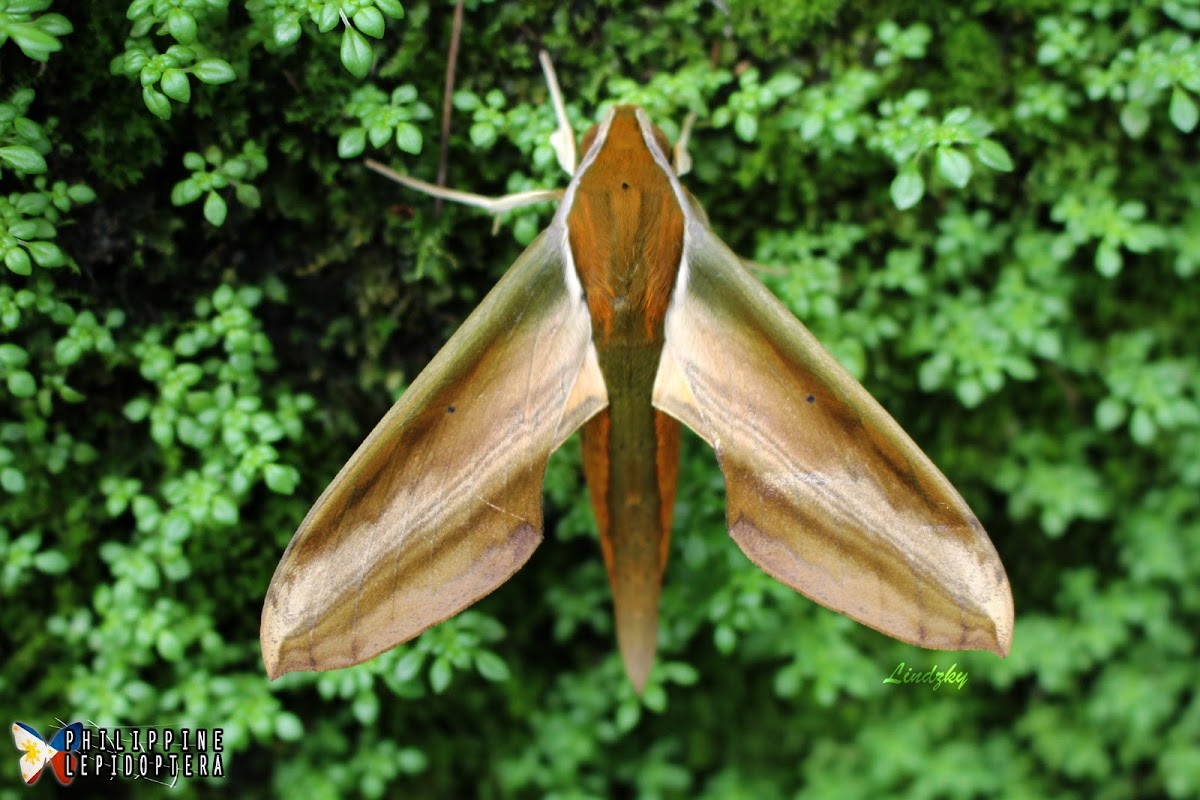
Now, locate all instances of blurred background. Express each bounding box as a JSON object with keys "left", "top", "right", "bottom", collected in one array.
[{"left": 3, "top": 0, "right": 1198, "bottom": 797}]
